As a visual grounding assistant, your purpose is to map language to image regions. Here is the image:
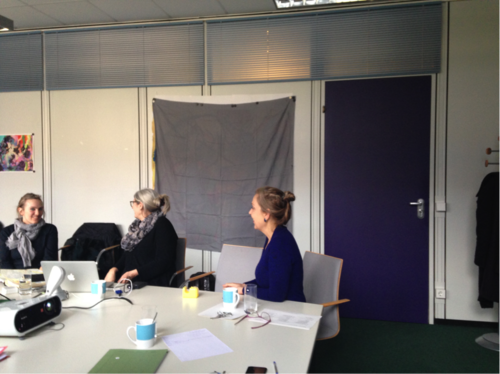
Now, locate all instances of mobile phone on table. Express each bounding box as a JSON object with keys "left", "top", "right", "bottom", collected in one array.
[
  {"left": 132, "top": 281, "right": 147, "bottom": 289},
  {"left": 246, "top": 367, "right": 267, "bottom": 373},
  {"left": 31, "top": 274, "right": 45, "bottom": 282}
]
